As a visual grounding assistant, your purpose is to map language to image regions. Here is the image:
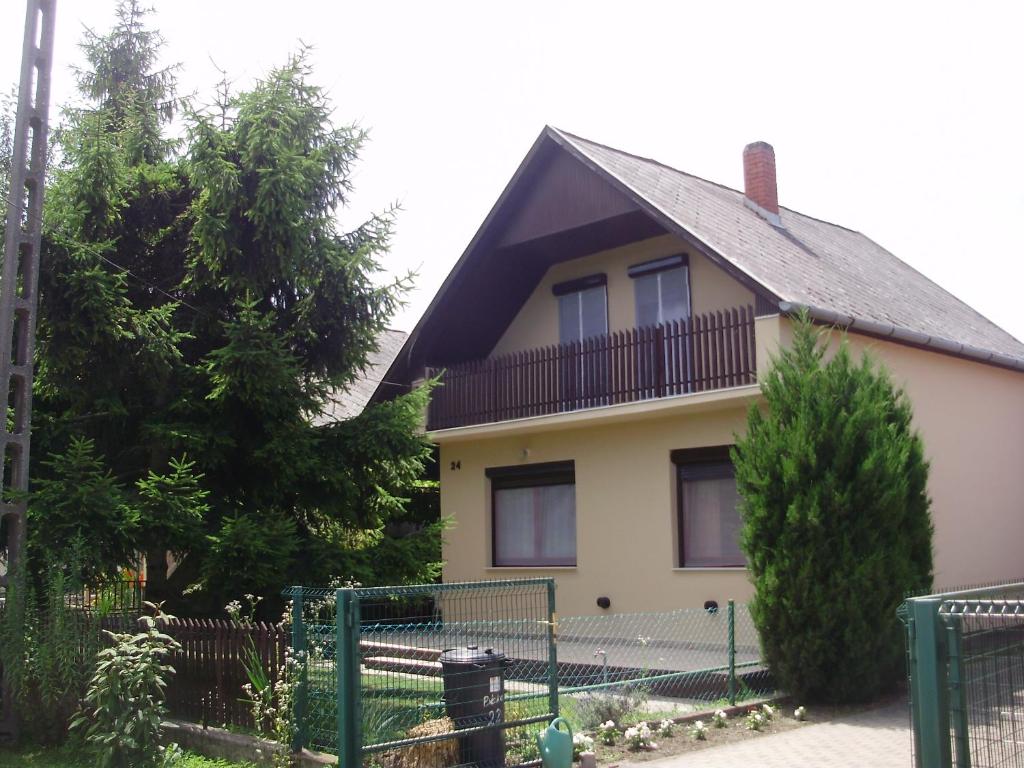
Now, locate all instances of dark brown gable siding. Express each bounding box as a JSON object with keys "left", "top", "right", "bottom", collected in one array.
[{"left": 497, "top": 148, "right": 638, "bottom": 247}]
